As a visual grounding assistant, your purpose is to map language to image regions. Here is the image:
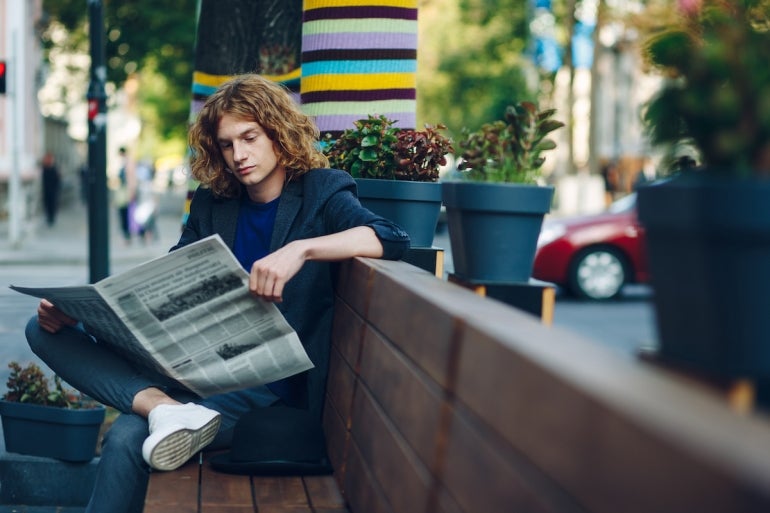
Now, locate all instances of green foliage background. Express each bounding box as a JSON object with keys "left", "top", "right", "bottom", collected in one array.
[
  {"left": 418, "top": 0, "right": 541, "bottom": 137},
  {"left": 41, "top": 0, "right": 197, "bottom": 147}
]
